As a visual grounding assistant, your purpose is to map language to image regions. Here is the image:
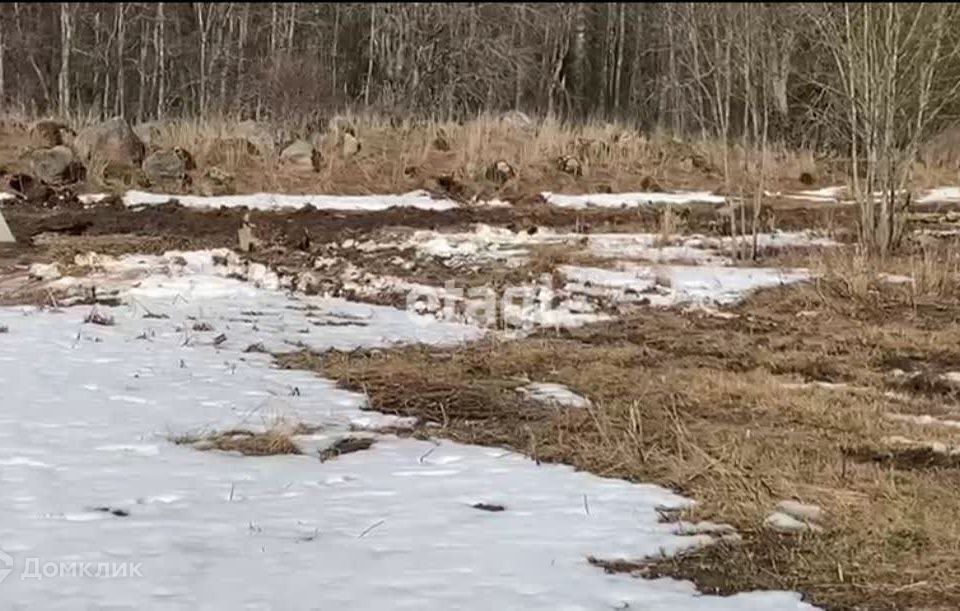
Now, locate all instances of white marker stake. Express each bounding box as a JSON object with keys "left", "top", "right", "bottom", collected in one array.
[{"left": 0, "top": 210, "right": 14, "bottom": 243}]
